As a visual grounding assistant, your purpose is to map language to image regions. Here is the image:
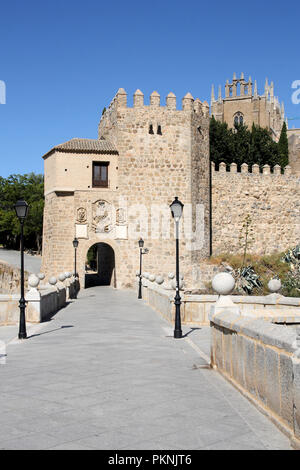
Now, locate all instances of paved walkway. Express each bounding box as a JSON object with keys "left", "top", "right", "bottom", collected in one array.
[
  {"left": 0, "top": 287, "right": 291, "bottom": 450},
  {"left": 0, "top": 248, "right": 41, "bottom": 274}
]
